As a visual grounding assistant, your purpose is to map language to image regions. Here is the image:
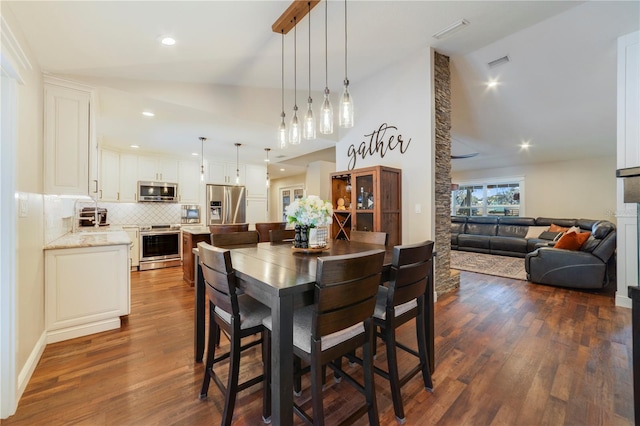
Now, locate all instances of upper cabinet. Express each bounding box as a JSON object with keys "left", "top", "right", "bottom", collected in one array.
[
  {"left": 178, "top": 159, "right": 201, "bottom": 203},
  {"left": 44, "top": 77, "right": 95, "bottom": 196},
  {"left": 207, "top": 160, "right": 245, "bottom": 186},
  {"left": 245, "top": 164, "right": 267, "bottom": 198},
  {"left": 138, "top": 156, "right": 178, "bottom": 182},
  {"left": 98, "top": 148, "right": 138, "bottom": 202}
]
